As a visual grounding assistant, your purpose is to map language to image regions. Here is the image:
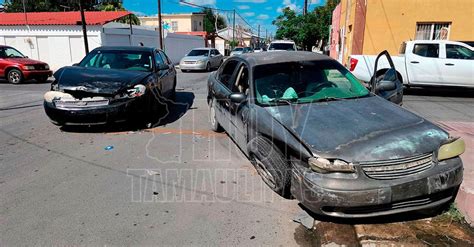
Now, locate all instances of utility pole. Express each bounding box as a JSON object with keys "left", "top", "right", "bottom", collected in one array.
[
  {"left": 257, "top": 24, "right": 260, "bottom": 48},
  {"left": 78, "top": 0, "right": 89, "bottom": 54},
  {"left": 232, "top": 9, "right": 236, "bottom": 49},
  {"left": 157, "top": 0, "right": 163, "bottom": 49},
  {"left": 303, "top": 0, "right": 308, "bottom": 15}
]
